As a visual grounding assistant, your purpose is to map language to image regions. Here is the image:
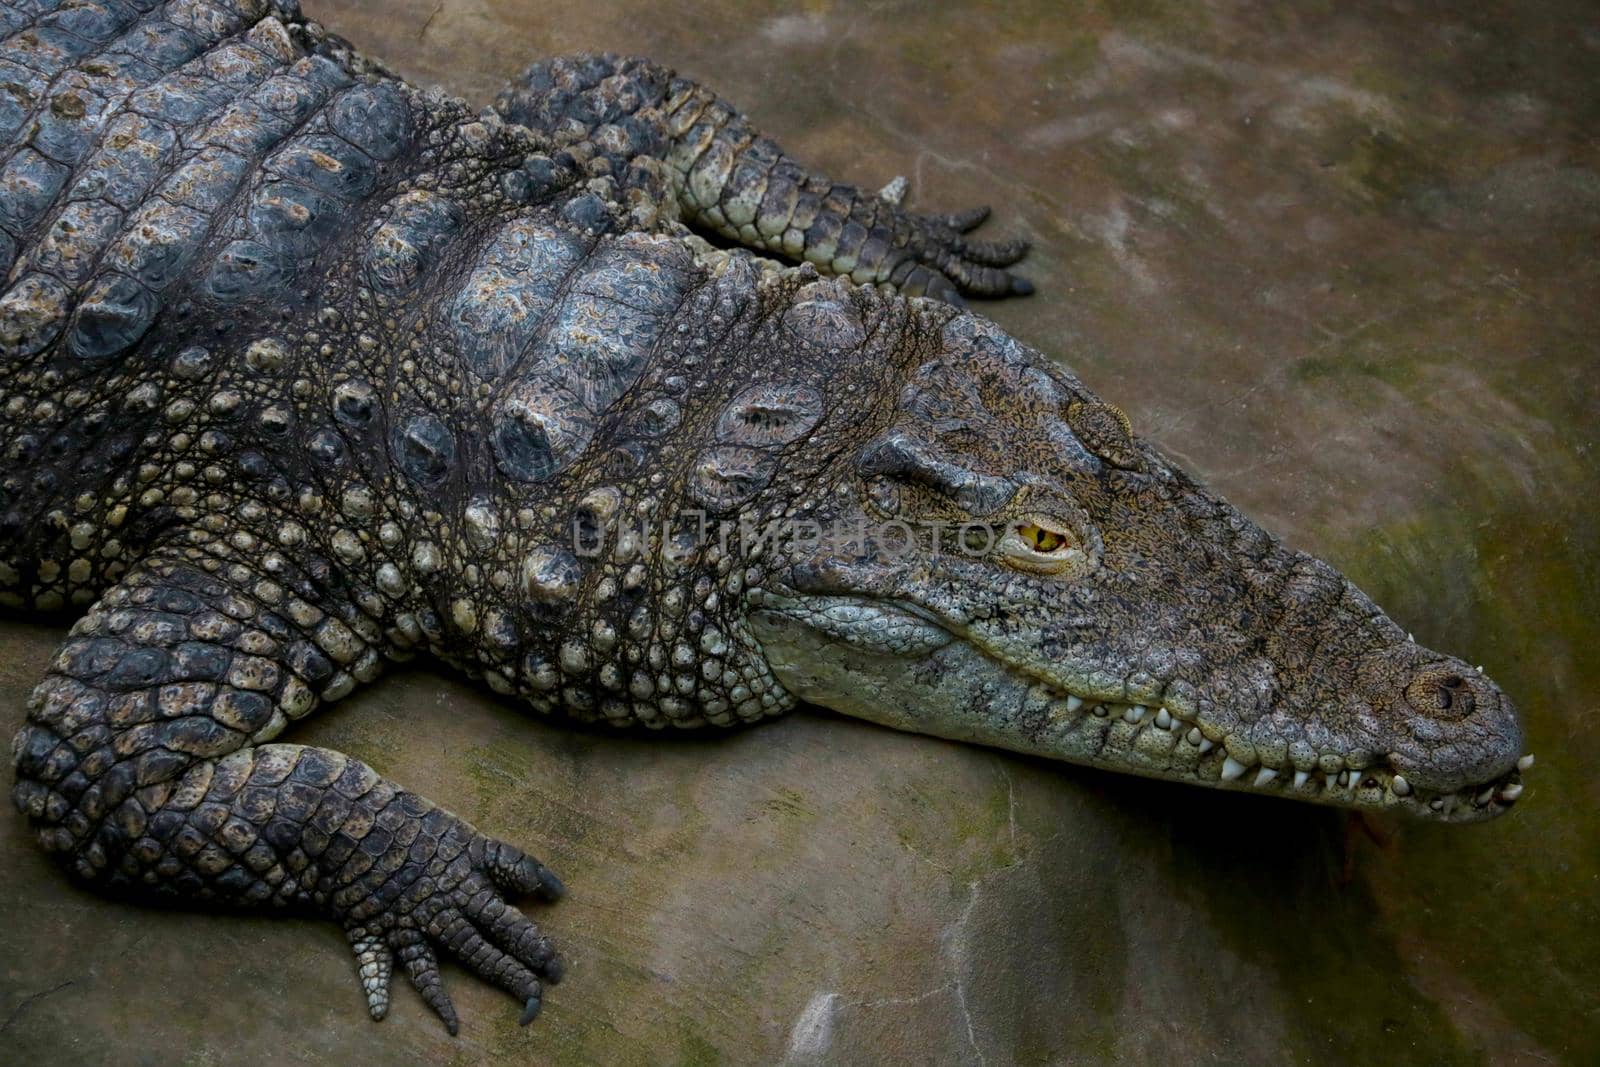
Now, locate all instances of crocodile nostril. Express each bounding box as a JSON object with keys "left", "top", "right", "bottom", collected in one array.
[{"left": 1405, "top": 669, "right": 1476, "bottom": 721}]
